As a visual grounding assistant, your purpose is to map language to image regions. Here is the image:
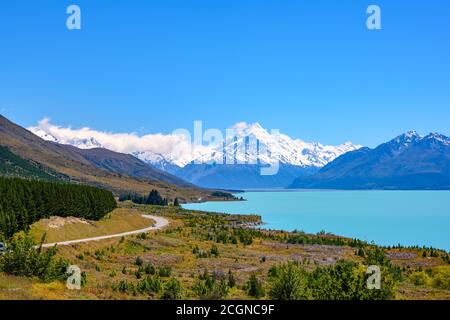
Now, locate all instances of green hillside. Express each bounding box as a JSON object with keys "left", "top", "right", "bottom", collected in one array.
[{"left": 0, "top": 146, "right": 68, "bottom": 181}]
